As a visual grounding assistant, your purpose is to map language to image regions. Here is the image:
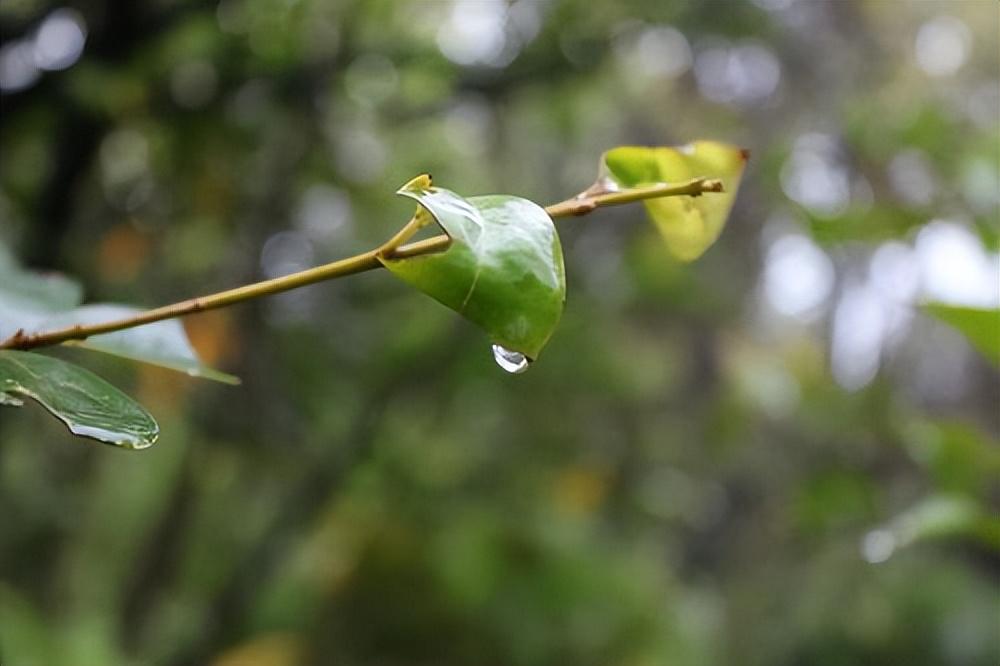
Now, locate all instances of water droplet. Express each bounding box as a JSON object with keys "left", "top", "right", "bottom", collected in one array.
[{"left": 492, "top": 344, "right": 530, "bottom": 374}]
